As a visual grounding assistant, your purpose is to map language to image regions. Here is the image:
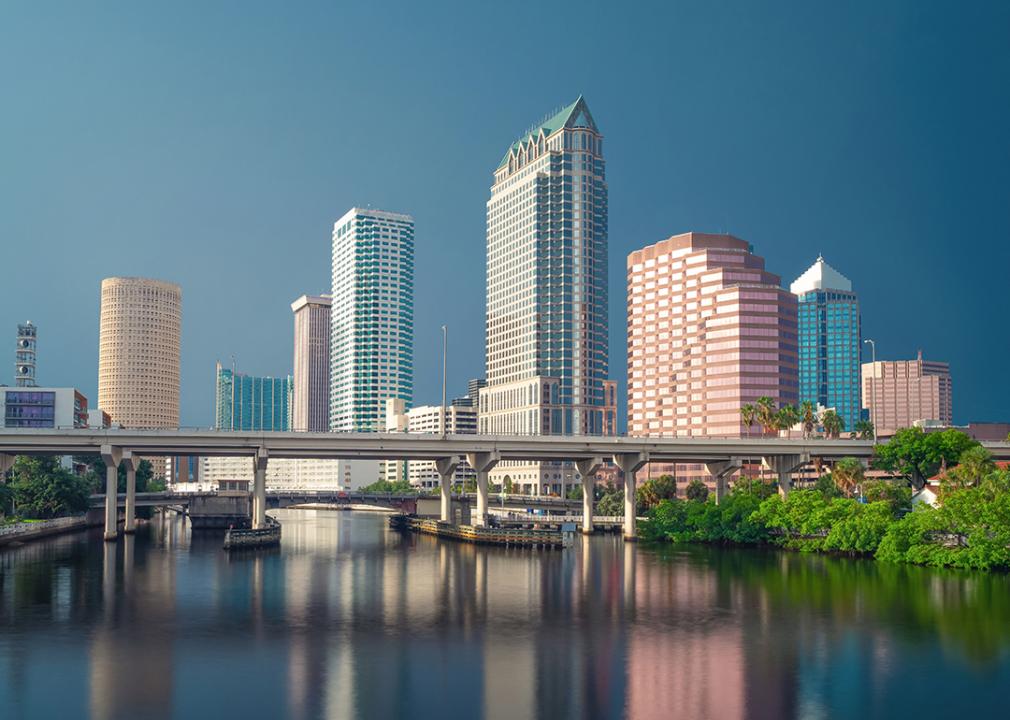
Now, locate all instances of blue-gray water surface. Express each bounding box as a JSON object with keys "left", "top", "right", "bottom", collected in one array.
[{"left": 2, "top": 508, "right": 1009, "bottom": 720}]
